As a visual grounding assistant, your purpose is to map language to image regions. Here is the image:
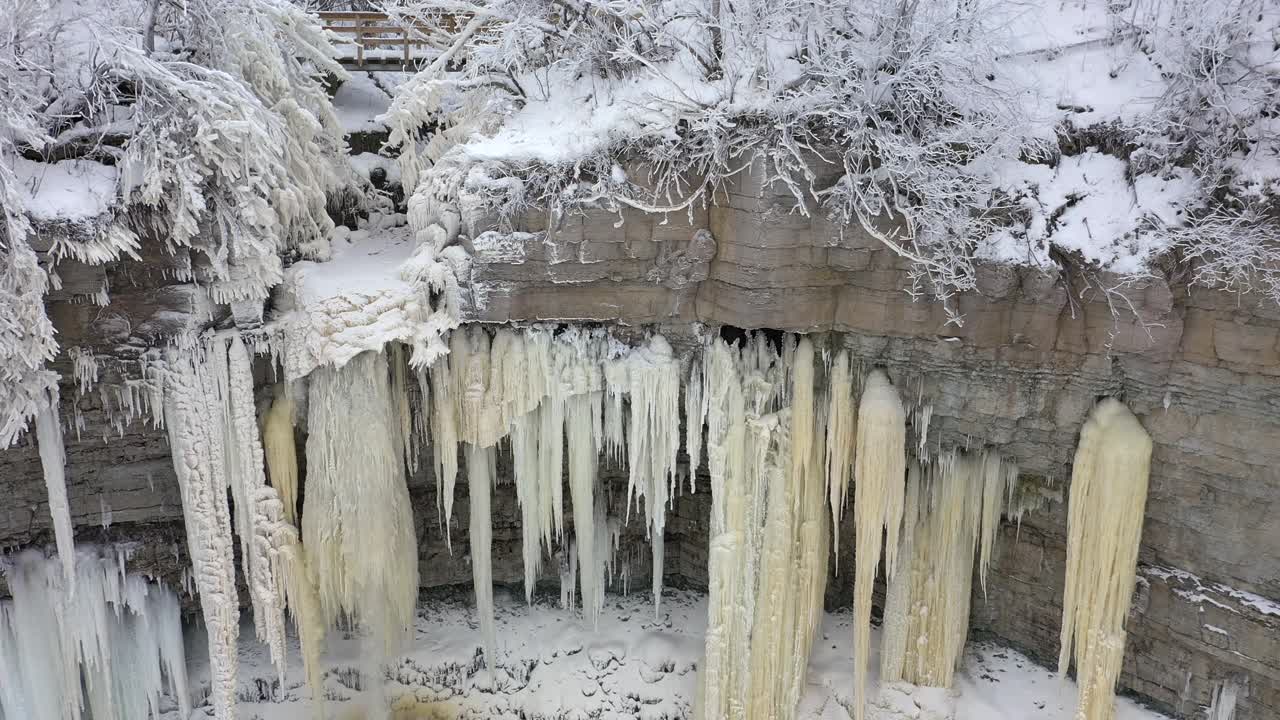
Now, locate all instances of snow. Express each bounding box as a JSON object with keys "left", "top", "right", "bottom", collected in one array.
[
  {"left": 186, "top": 589, "right": 1172, "bottom": 720},
  {"left": 983, "top": 151, "right": 1200, "bottom": 272},
  {"left": 12, "top": 157, "right": 118, "bottom": 221},
  {"left": 350, "top": 152, "right": 402, "bottom": 183},
  {"left": 996, "top": 1, "right": 1168, "bottom": 132},
  {"left": 277, "top": 219, "right": 464, "bottom": 380},
  {"left": 459, "top": 65, "right": 715, "bottom": 166},
  {"left": 333, "top": 73, "right": 395, "bottom": 134}
]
